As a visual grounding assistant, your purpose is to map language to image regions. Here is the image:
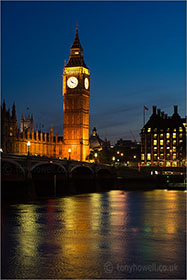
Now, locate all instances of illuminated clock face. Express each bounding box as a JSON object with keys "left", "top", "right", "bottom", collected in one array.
[
  {"left": 67, "top": 76, "right": 78, "bottom": 88},
  {"left": 84, "top": 77, "right": 89, "bottom": 90}
]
